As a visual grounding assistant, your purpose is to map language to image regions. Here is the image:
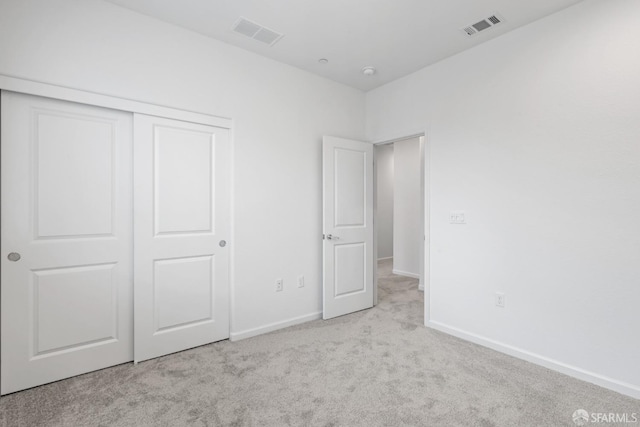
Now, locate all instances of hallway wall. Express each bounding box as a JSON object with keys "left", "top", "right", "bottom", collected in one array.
[
  {"left": 376, "top": 144, "right": 394, "bottom": 259},
  {"left": 393, "top": 137, "right": 422, "bottom": 277}
]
